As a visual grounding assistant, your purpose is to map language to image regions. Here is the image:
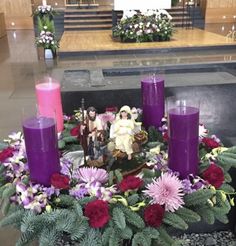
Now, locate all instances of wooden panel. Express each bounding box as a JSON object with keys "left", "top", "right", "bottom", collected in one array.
[
  {"left": 207, "top": 0, "right": 236, "bottom": 8},
  {"left": 205, "top": 8, "right": 236, "bottom": 23},
  {"left": 199, "top": 0, "right": 207, "bottom": 17},
  {"left": 0, "top": 13, "right": 6, "bottom": 38},
  {"left": 5, "top": 17, "right": 33, "bottom": 29},
  {"left": 0, "top": 0, "right": 33, "bottom": 29}
]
